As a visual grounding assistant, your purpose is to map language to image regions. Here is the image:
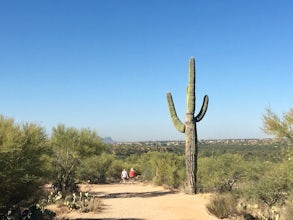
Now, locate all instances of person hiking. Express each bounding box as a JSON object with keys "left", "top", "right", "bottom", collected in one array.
[
  {"left": 121, "top": 169, "right": 128, "bottom": 183},
  {"left": 129, "top": 168, "right": 135, "bottom": 183}
]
